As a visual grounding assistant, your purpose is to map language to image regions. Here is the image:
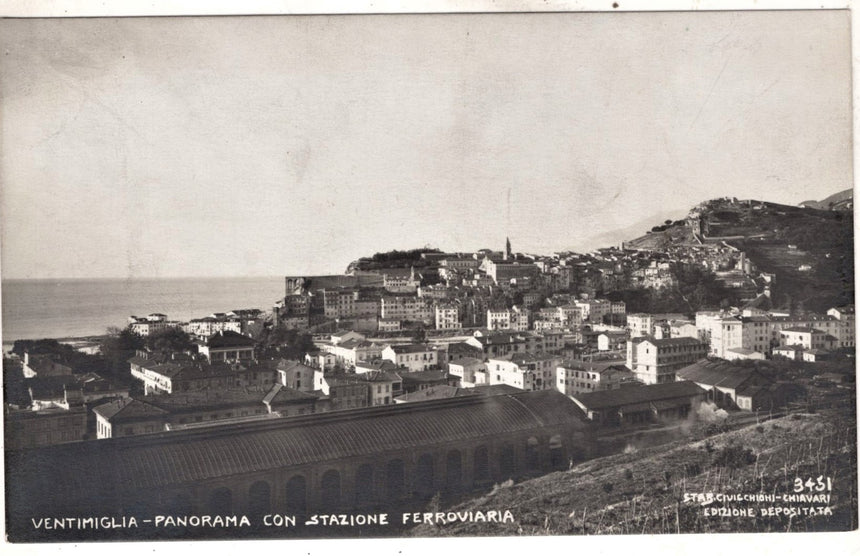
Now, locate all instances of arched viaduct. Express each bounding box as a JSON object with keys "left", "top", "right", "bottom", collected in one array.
[{"left": 7, "top": 390, "right": 592, "bottom": 540}]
